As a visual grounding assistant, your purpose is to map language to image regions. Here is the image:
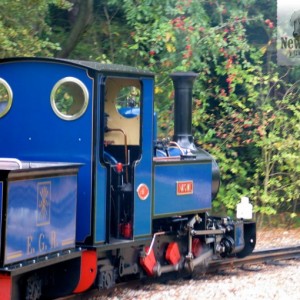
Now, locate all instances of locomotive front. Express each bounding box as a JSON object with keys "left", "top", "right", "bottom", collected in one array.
[
  {"left": 153, "top": 72, "right": 220, "bottom": 217},
  {"left": 138, "top": 72, "right": 256, "bottom": 276}
]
